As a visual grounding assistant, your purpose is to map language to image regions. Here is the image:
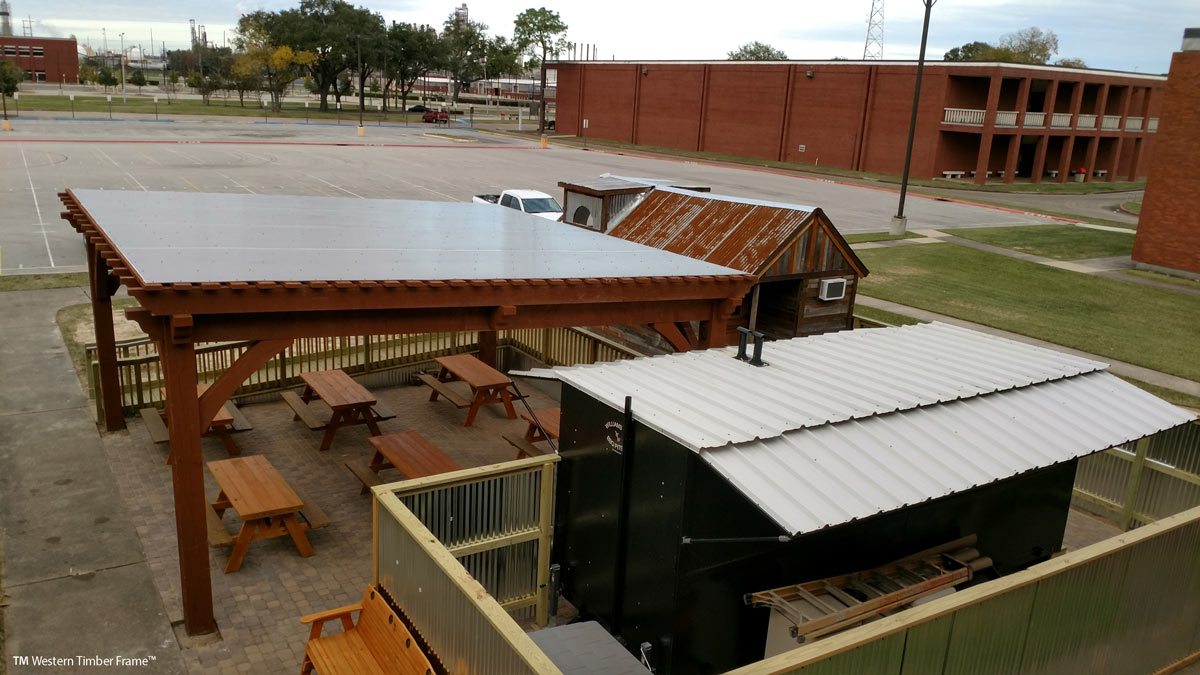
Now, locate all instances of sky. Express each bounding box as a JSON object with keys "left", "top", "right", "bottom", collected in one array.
[{"left": 16, "top": 0, "right": 1196, "bottom": 73}]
